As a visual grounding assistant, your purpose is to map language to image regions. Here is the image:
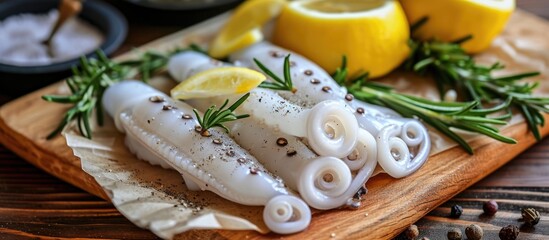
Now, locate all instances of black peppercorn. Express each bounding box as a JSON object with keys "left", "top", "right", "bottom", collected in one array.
[
  {"left": 162, "top": 105, "right": 175, "bottom": 110},
  {"left": 353, "top": 186, "right": 367, "bottom": 200},
  {"left": 404, "top": 225, "right": 419, "bottom": 240},
  {"left": 465, "top": 224, "right": 483, "bottom": 240},
  {"left": 499, "top": 225, "right": 519, "bottom": 240},
  {"left": 276, "top": 137, "right": 288, "bottom": 146},
  {"left": 483, "top": 200, "right": 498, "bottom": 216},
  {"left": 345, "top": 94, "right": 354, "bottom": 101},
  {"left": 310, "top": 78, "right": 321, "bottom": 84},
  {"left": 148, "top": 96, "right": 165, "bottom": 103},
  {"left": 450, "top": 204, "right": 463, "bottom": 218},
  {"left": 521, "top": 208, "right": 540, "bottom": 226},
  {"left": 249, "top": 167, "right": 259, "bottom": 175},
  {"left": 447, "top": 228, "right": 462, "bottom": 240},
  {"left": 286, "top": 149, "right": 297, "bottom": 156}
]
